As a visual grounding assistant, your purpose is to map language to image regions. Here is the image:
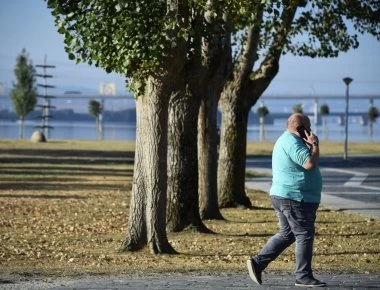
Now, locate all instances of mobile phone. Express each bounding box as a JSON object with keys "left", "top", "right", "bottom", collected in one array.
[{"left": 296, "top": 126, "right": 310, "bottom": 139}]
